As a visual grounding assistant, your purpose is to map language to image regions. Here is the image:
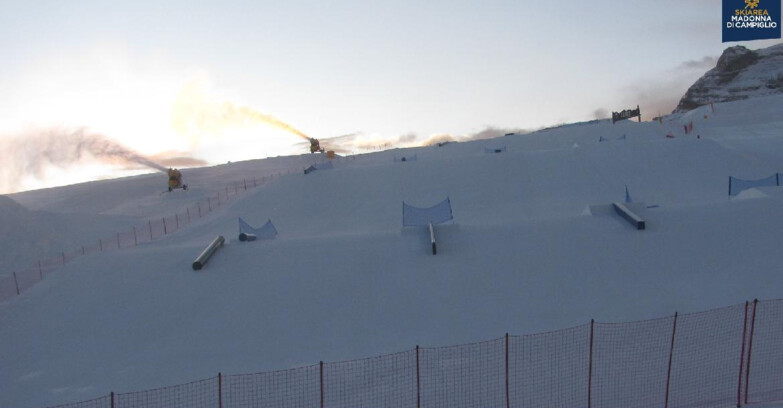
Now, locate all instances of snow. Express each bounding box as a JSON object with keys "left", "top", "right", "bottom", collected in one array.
[{"left": 3, "top": 94, "right": 783, "bottom": 408}]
